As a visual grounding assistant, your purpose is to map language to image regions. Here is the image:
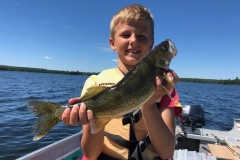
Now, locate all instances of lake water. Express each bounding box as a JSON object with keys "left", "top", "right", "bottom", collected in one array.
[{"left": 0, "top": 71, "right": 239, "bottom": 159}]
